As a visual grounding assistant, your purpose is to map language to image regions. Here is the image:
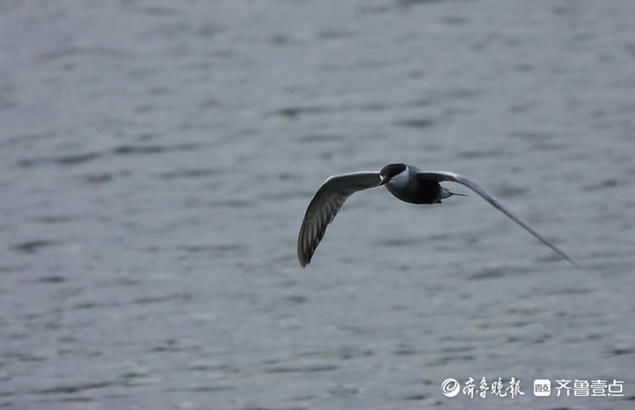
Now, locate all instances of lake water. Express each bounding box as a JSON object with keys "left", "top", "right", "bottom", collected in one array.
[{"left": 1, "top": 1, "right": 634, "bottom": 409}]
